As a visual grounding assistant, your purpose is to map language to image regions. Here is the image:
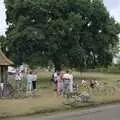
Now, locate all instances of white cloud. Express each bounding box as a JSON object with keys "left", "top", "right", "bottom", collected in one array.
[
  {"left": 110, "top": 7, "right": 120, "bottom": 22},
  {"left": 0, "top": 0, "right": 7, "bottom": 36},
  {"left": 103, "top": 0, "right": 120, "bottom": 10}
]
